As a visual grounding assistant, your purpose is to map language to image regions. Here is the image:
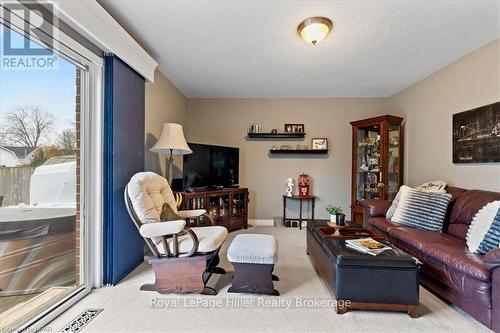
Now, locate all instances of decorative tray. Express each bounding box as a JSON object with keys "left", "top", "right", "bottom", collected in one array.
[{"left": 317, "top": 226, "right": 383, "bottom": 240}]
